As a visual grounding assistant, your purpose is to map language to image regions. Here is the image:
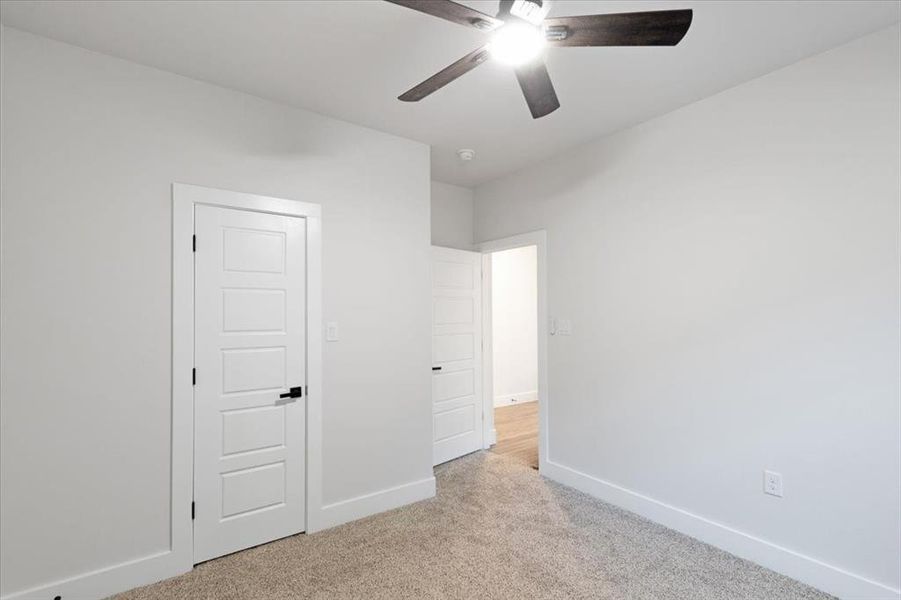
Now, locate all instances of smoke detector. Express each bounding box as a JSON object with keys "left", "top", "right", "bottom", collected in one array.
[{"left": 457, "top": 149, "right": 476, "bottom": 161}]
